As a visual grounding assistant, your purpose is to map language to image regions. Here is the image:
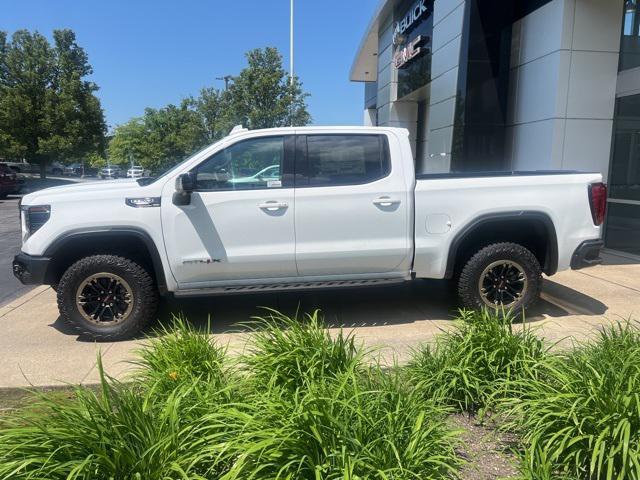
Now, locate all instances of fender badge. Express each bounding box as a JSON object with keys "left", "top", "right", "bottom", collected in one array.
[{"left": 183, "top": 258, "right": 222, "bottom": 265}]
